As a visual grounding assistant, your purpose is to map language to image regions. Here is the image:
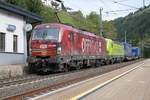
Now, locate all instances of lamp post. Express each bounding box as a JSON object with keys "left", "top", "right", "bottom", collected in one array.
[
  {"left": 125, "top": 31, "right": 127, "bottom": 43},
  {"left": 99, "top": 8, "right": 103, "bottom": 37}
]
